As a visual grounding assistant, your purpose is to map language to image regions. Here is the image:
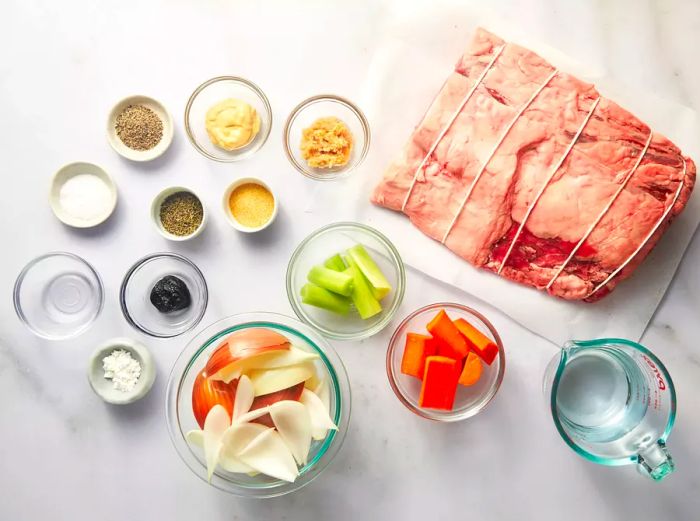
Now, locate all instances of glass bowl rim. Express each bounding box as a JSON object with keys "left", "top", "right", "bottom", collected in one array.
[
  {"left": 183, "top": 75, "right": 273, "bottom": 163},
  {"left": 164, "top": 312, "right": 351, "bottom": 497},
  {"left": 285, "top": 221, "right": 406, "bottom": 340},
  {"left": 282, "top": 94, "right": 370, "bottom": 181},
  {"left": 386, "top": 302, "right": 506, "bottom": 422},
  {"left": 13, "top": 251, "right": 105, "bottom": 340},
  {"left": 119, "top": 252, "right": 209, "bottom": 338}
]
